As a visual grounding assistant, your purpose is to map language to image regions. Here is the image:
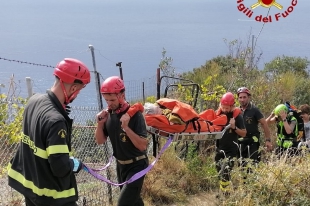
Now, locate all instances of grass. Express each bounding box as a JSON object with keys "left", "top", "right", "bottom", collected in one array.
[
  {"left": 143, "top": 141, "right": 218, "bottom": 206},
  {"left": 223, "top": 151, "right": 310, "bottom": 206},
  {"left": 3, "top": 141, "right": 310, "bottom": 206},
  {"left": 142, "top": 142, "right": 310, "bottom": 206}
]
